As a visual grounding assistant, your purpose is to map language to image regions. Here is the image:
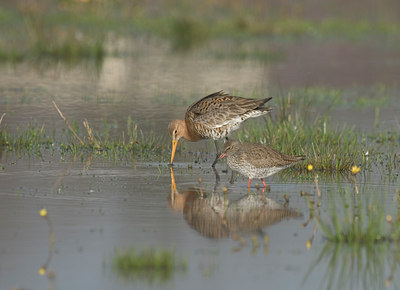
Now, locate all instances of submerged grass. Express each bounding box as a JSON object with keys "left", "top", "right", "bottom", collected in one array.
[
  {"left": 303, "top": 183, "right": 400, "bottom": 288},
  {"left": 112, "top": 247, "right": 187, "bottom": 283},
  {"left": 316, "top": 178, "right": 400, "bottom": 245},
  {"left": 303, "top": 176, "right": 400, "bottom": 288}
]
